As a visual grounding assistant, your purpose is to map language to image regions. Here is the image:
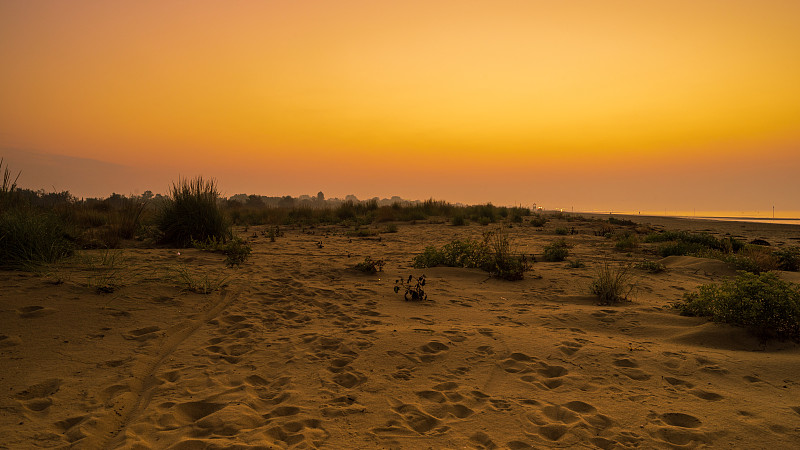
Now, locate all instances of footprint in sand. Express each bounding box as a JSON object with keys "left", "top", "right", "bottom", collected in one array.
[
  {"left": 500, "top": 352, "right": 537, "bottom": 374},
  {"left": 689, "top": 389, "right": 724, "bottom": 401},
  {"left": 370, "top": 405, "right": 442, "bottom": 437},
  {"left": 332, "top": 369, "right": 366, "bottom": 389},
  {"left": 418, "top": 341, "right": 449, "bottom": 362},
  {"left": 524, "top": 400, "right": 615, "bottom": 445},
  {"left": 648, "top": 411, "right": 712, "bottom": 446},
  {"left": 0, "top": 334, "right": 23, "bottom": 348},
  {"left": 500, "top": 352, "right": 569, "bottom": 389},
  {"left": 373, "top": 383, "right": 485, "bottom": 438},
  {"left": 123, "top": 326, "right": 162, "bottom": 341},
  {"left": 54, "top": 415, "right": 88, "bottom": 443},
  {"left": 264, "top": 418, "right": 329, "bottom": 448},
  {"left": 442, "top": 329, "right": 468, "bottom": 342},
  {"left": 15, "top": 378, "right": 62, "bottom": 413},
  {"left": 663, "top": 376, "right": 695, "bottom": 390},
  {"left": 470, "top": 431, "right": 498, "bottom": 449},
  {"left": 612, "top": 356, "right": 651, "bottom": 381},
  {"left": 390, "top": 365, "right": 416, "bottom": 381},
  {"left": 558, "top": 340, "right": 583, "bottom": 356},
  {"left": 321, "top": 395, "right": 366, "bottom": 417},
  {"left": 17, "top": 305, "right": 57, "bottom": 318},
  {"left": 414, "top": 382, "right": 476, "bottom": 419}
]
